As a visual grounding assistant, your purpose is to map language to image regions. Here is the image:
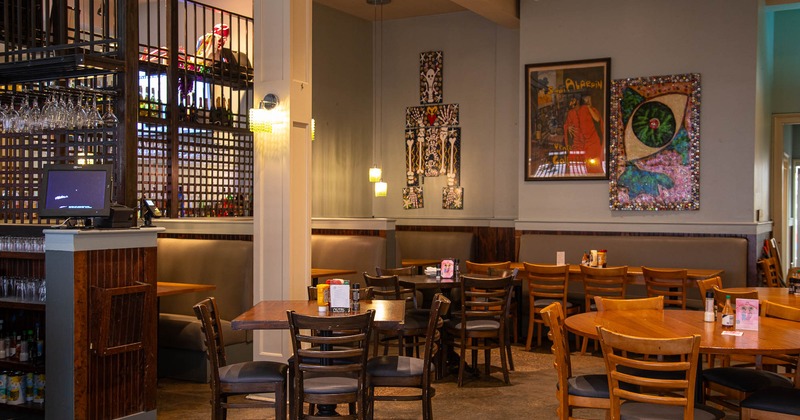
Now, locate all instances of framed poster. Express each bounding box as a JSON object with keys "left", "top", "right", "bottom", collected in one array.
[{"left": 524, "top": 58, "right": 611, "bottom": 180}]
